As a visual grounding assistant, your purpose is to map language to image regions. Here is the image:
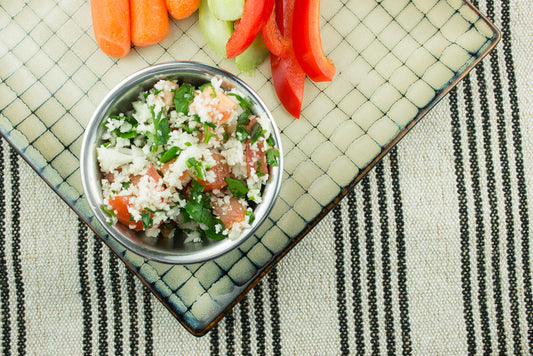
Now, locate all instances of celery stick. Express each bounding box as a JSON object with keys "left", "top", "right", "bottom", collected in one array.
[
  {"left": 208, "top": 0, "right": 244, "bottom": 21},
  {"left": 235, "top": 33, "right": 270, "bottom": 72},
  {"left": 199, "top": 0, "right": 233, "bottom": 56}
]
